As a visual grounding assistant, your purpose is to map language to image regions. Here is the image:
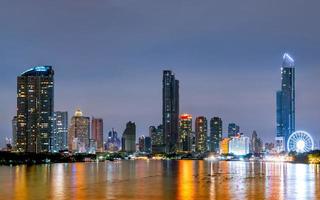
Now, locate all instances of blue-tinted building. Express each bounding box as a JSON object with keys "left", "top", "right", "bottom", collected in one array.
[
  {"left": 276, "top": 53, "right": 295, "bottom": 152},
  {"left": 52, "top": 111, "right": 68, "bottom": 152},
  {"left": 16, "top": 66, "right": 54, "bottom": 153}
]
